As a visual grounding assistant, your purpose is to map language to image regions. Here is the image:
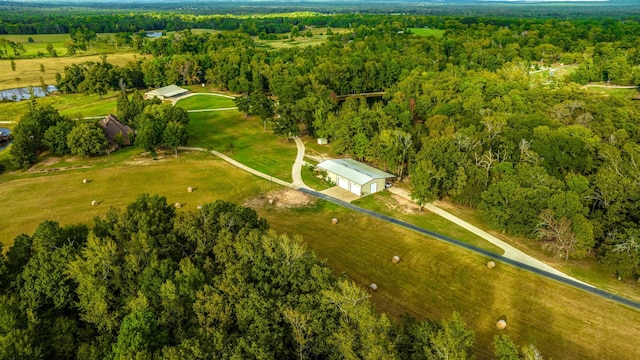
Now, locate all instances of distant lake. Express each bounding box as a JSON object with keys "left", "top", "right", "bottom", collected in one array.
[
  {"left": 146, "top": 31, "right": 163, "bottom": 38},
  {"left": 0, "top": 85, "right": 58, "bottom": 102}
]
